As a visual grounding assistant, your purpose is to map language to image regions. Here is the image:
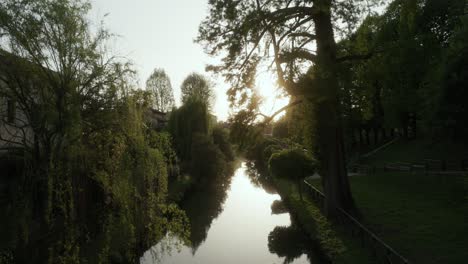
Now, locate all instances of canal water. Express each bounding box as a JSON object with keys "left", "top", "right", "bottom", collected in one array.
[{"left": 140, "top": 162, "right": 323, "bottom": 264}]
